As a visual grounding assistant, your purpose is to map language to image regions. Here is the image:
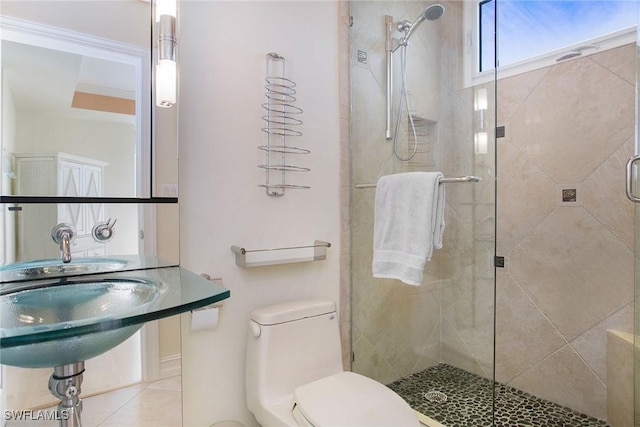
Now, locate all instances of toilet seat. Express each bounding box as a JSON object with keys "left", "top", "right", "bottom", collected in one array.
[{"left": 291, "top": 371, "right": 419, "bottom": 427}]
